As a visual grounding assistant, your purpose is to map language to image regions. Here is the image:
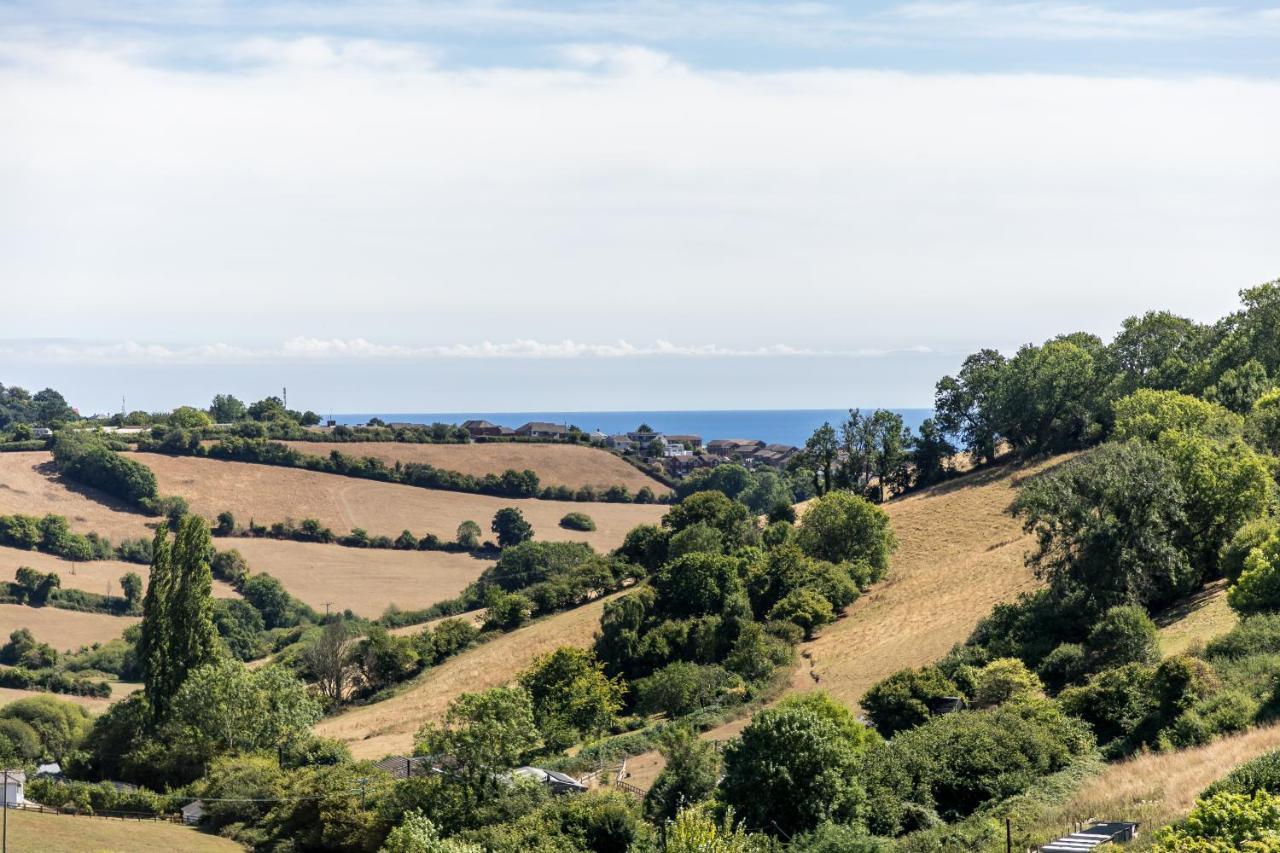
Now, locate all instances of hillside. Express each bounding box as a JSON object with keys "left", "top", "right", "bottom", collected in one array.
[
  {"left": 229, "top": 538, "right": 487, "bottom": 617},
  {"left": 138, "top": 454, "right": 665, "bottom": 551},
  {"left": 315, "top": 594, "right": 617, "bottom": 759},
  {"left": 0, "top": 451, "right": 153, "bottom": 540},
  {"left": 0, "top": 545, "right": 240, "bottom": 600},
  {"left": 0, "top": 602, "right": 137, "bottom": 651},
  {"left": 282, "top": 440, "right": 670, "bottom": 494},
  {"left": 2, "top": 808, "right": 241, "bottom": 853},
  {"left": 0, "top": 682, "right": 139, "bottom": 713}
]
